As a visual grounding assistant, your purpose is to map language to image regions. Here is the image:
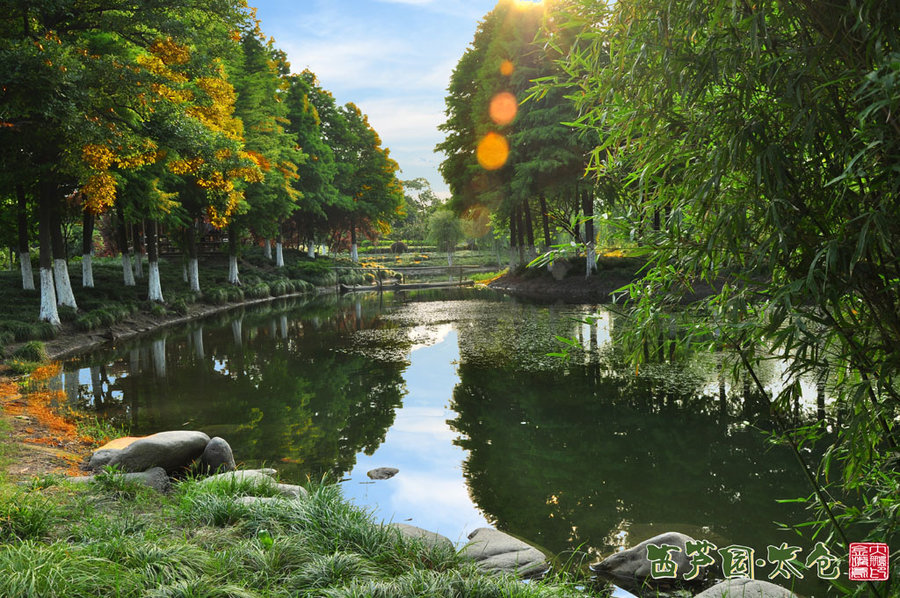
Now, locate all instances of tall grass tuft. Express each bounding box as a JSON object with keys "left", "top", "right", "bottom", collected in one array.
[{"left": 0, "top": 491, "right": 57, "bottom": 541}]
